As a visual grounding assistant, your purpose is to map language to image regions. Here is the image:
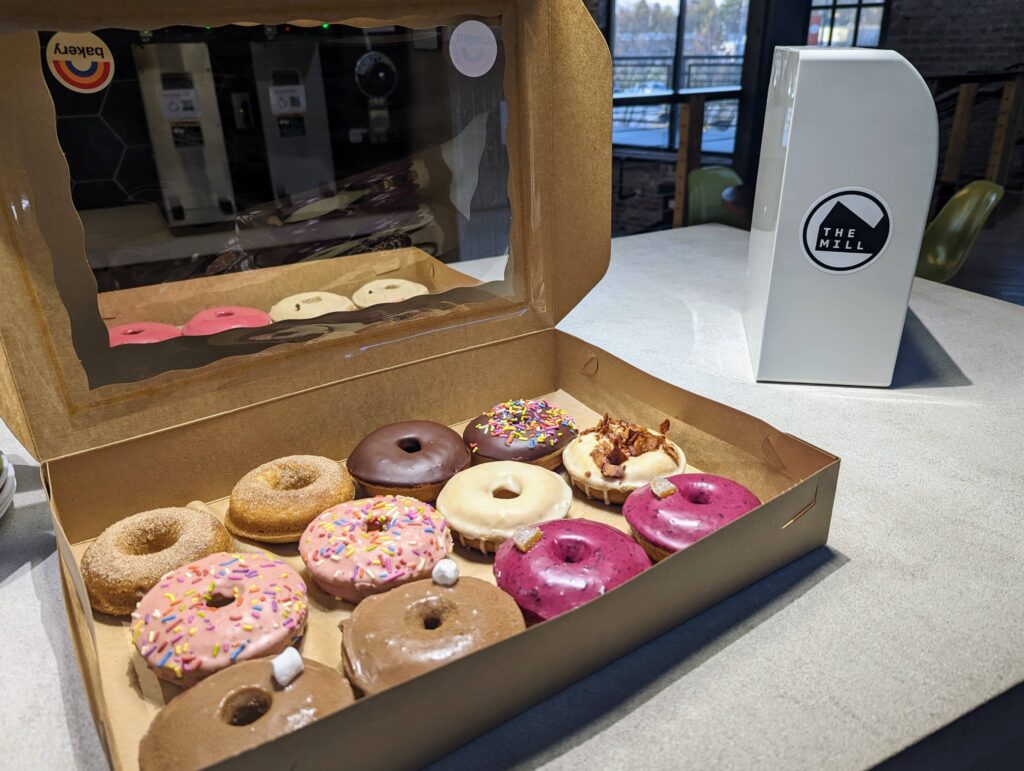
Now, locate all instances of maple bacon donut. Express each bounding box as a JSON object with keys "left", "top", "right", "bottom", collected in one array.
[
  {"left": 300, "top": 495, "right": 452, "bottom": 603},
  {"left": 80, "top": 507, "right": 232, "bottom": 616},
  {"left": 624, "top": 473, "right": 761, "bottom": 561},
  {"left": 226, "top": 455, "right": 355, "bottom": 543},
  {"left": 131, "top": 551, "right": 309, "bottom": 687},
  {"left": 347, "top": 421, "right": 471, "bottom": 502},
  {"left": 562, "top": 414, "right": 686, "bottom": 505},
  {"left": 435, "top": 461, "right": 573, "bottom": 553},
  {"left": 341, "top": 577, "right": 525, "bottom": 695},
  {"left": 463, "top": 398, "right": 578, "bottom": 469},
  {"left": 138, "top": 653, "right": 354, "bottom": 771}
]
